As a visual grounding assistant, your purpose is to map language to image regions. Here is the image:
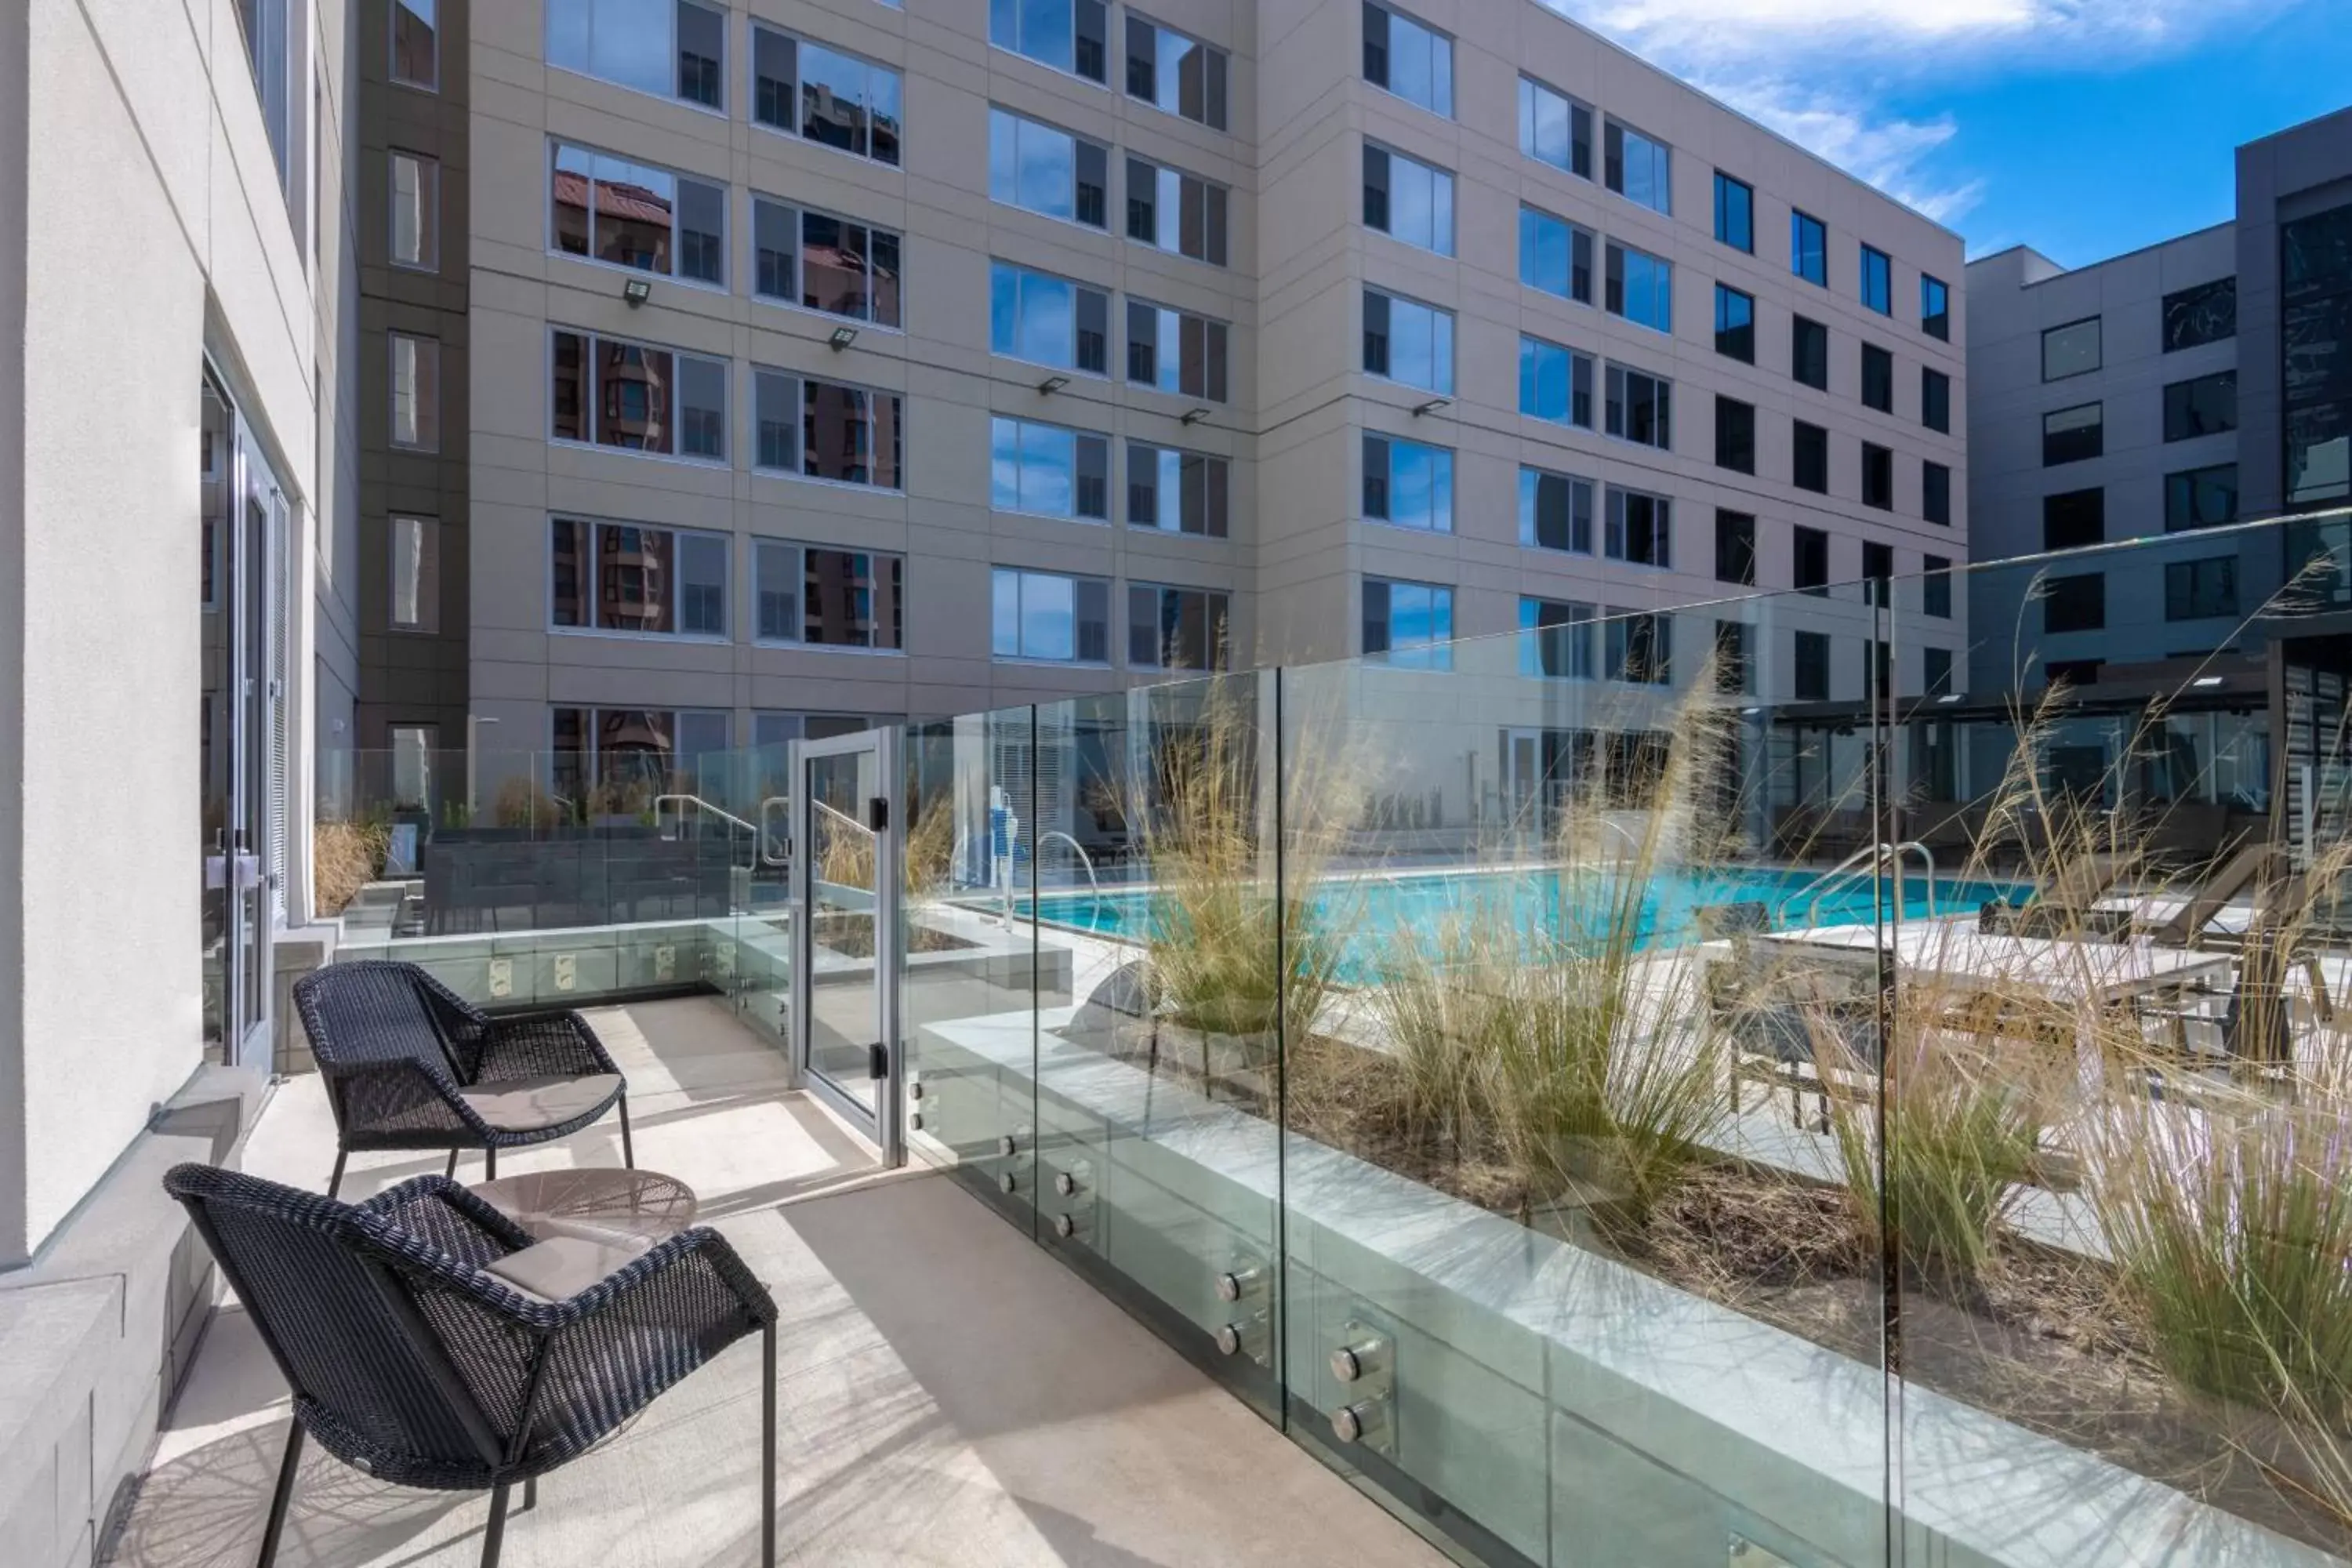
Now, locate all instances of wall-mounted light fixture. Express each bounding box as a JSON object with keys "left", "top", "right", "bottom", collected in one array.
[
  {"left": 622, "top": 277, "right": 652, "bottom": 307},
  {"left": 2192, "top": 674, "right": 2225, "bottom": 688},
  {"left": 1180, "top": 407, "right": 1212, "bottom": 426},
  {"left": 1936, "top": 692, "right": 1964, "bottom": 704},
  {"left": 1412, "top": 396, "right": 1451, "bottom": 417},
  {"left": 1037, "top": 375, "right": 1071, "bottom": 395},
  {"left": 829, "top": 325, "right": 858, "bottom": 351}
]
